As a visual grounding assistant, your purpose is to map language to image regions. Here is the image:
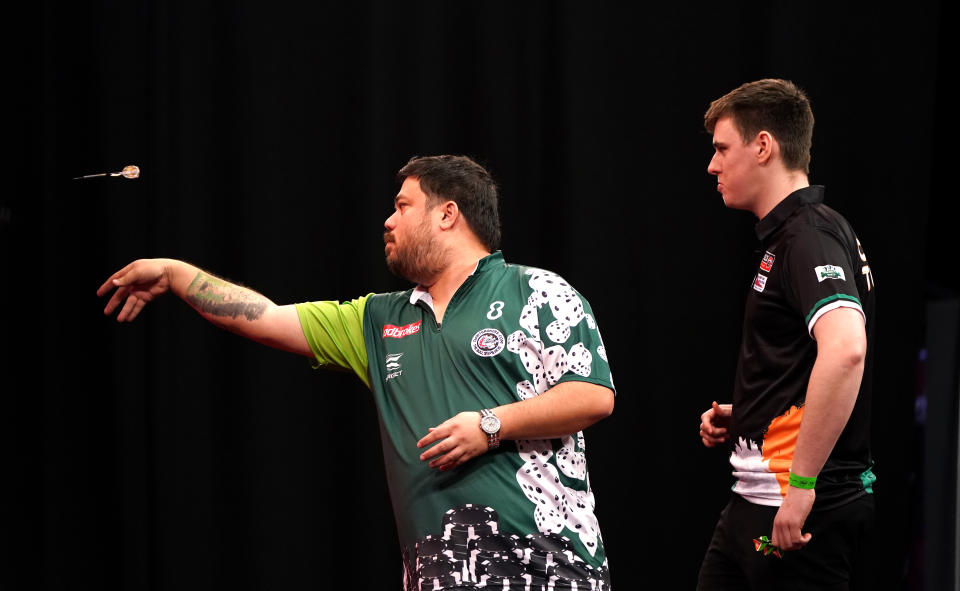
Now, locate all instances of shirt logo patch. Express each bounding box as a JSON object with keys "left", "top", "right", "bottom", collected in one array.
[
  {"left": 760, "top": 251, "right": 775, "bottom": 272},
  {"left": 815, "top": 265, "right": 846, "bottom": 282},
  {"left": 753, "top": 274, "right": 768, "bottom": 293},
  {"left": 383, "top": 320, "right": 422, "bottom": 339},
  {"left": 385, "top": 353, "right": 404, "bottom": 381},
  {"left": 471, "top": 328, "right": 505, "bottom": 357}
]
